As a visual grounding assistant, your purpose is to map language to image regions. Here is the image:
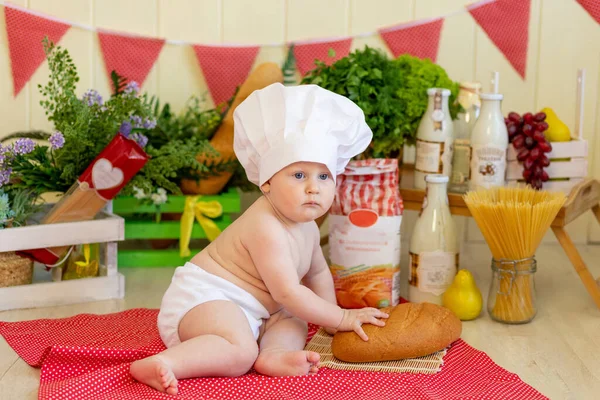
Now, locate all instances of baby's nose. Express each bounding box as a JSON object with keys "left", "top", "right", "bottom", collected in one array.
[{"left": 306, "top": 181, "right": 319, "bottom": 194}]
